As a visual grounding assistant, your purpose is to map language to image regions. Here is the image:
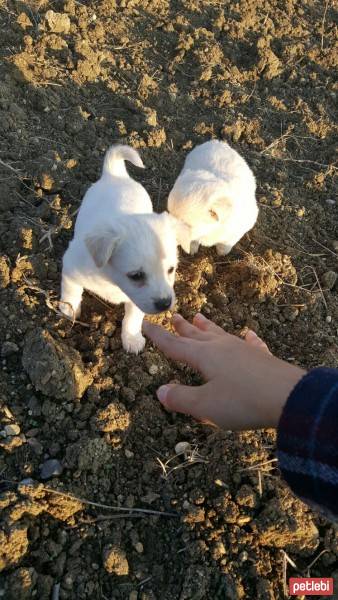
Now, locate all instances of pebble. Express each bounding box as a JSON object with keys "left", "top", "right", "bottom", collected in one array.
[
  {"left": 322, "top": 270, "right": 337, "bottom": 290},
  {"left": 326, "top": 315, "right": 332, "bottom": 323},
  {"left": 1, "top": 341, "right": 19, "bottom": 357},
  {"left": 134, "top": 542, "right": 144, "bottom": 554},
  {"left": 40, "top": 458, "right": 63, "bottom": 479},
  {"left": 125, "top": 449, "right": 134, "bottom": 459},
  {"left": 175, "top": 441, "right": 191, "bottom": 456},
  {"left": 45, "top": 10, "right": 71, "bottom": 34},
  {"left": 148, "top": 364, "right": 159, "bottom": 375},
  {"left": 4, "top": 423, "right": 20, "bottom": 436}
]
